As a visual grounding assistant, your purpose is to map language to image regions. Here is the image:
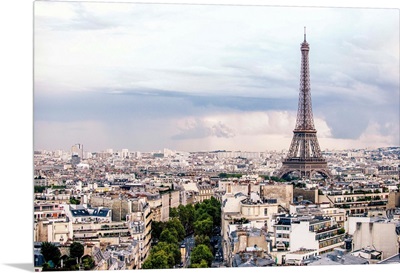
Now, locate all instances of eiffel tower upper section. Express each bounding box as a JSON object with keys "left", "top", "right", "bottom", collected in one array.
[{"left": 295, "top": 29, "right": 315, "bottom": 133}]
